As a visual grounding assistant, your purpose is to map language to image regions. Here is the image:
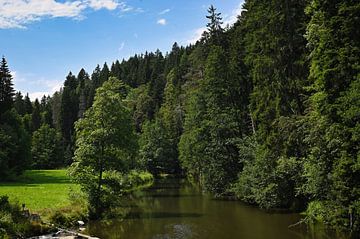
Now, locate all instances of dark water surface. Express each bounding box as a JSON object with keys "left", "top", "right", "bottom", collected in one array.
[{"left": 86, "top": 179, "right": 342, "bottom": 239}]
